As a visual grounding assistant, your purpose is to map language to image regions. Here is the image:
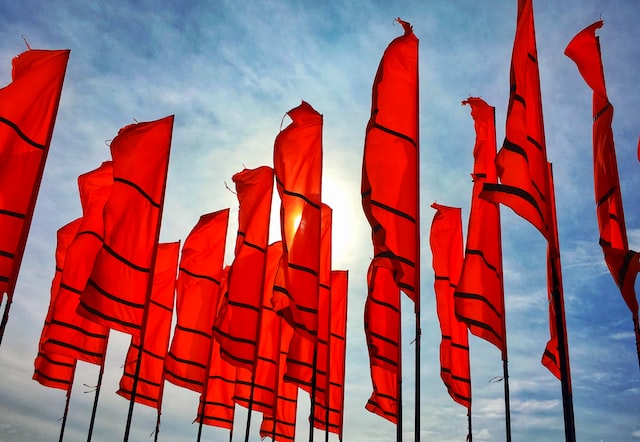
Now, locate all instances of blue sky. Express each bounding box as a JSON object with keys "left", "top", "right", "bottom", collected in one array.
[{"left": 0, "top": 1, "right": 639, "bottom": 441}]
